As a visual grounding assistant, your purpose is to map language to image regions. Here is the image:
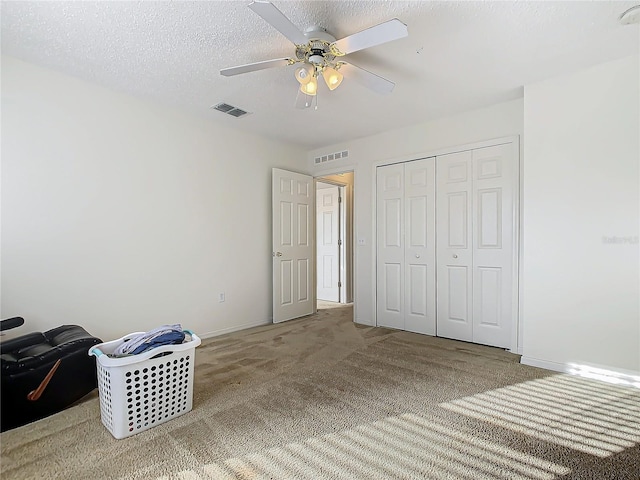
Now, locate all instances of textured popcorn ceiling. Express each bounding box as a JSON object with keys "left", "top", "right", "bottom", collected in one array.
[{"left": 1, "top": 1, "right": 638, "bottom": 149}]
